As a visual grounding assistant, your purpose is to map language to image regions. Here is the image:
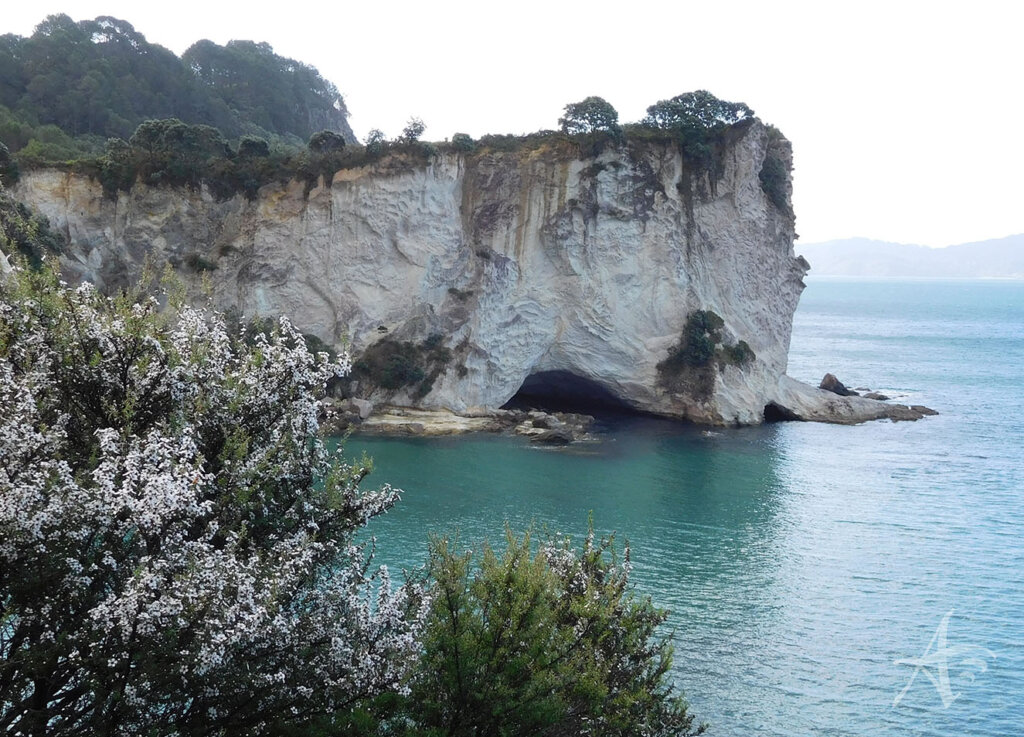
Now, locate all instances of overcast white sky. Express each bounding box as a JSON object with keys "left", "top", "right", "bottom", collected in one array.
[{"left": 5, "top": 1, "right": 1022, "bottom": 246}]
